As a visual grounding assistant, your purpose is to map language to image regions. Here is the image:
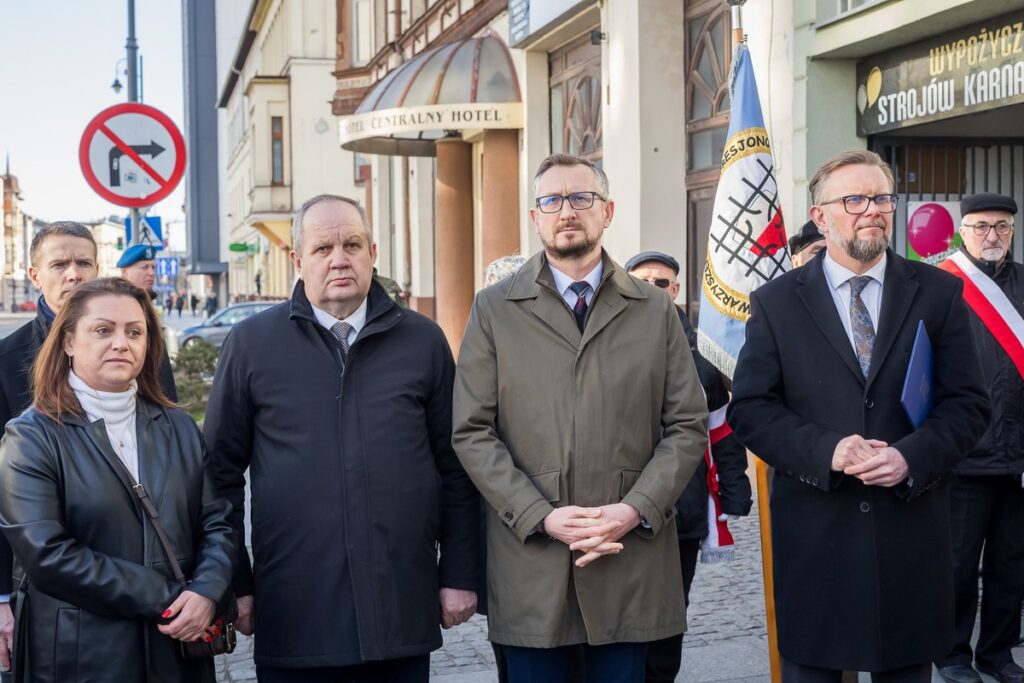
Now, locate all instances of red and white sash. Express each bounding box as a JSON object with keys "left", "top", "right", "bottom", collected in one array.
[
  {"left": 700, "top": 404, "right": 736, "bottom": 564},
  {"left": 939, "top": 251, "right": 1024, "bottom": 379}
]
